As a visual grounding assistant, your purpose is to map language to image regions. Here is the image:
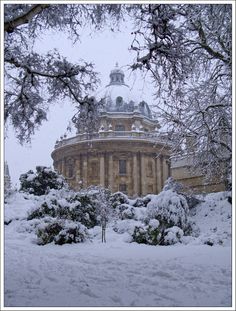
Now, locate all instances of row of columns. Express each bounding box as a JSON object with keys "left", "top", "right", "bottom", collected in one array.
[{"left": 59, "top": 152, "right": 170, "bottom": 196}]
